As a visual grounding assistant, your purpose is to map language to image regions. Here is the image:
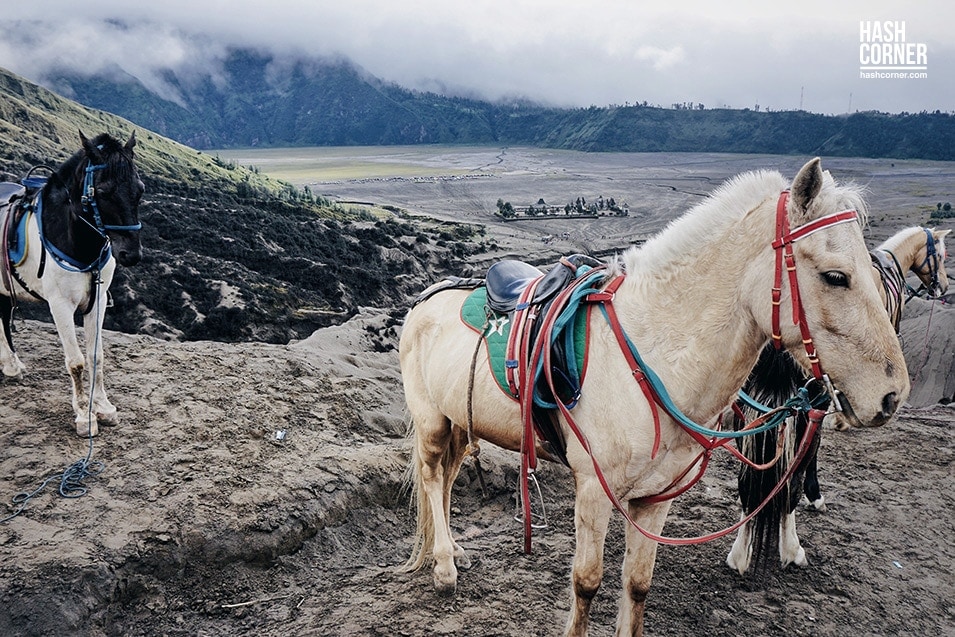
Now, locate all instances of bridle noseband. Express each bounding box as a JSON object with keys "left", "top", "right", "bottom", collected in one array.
[{"left": 81, "top": 159, "right": 143, "bottom": 236}]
